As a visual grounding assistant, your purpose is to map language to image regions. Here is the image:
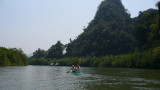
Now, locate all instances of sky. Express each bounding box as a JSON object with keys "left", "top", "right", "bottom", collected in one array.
[{"left": 0, "top": 0, "right": 159, "bottom": 55}]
